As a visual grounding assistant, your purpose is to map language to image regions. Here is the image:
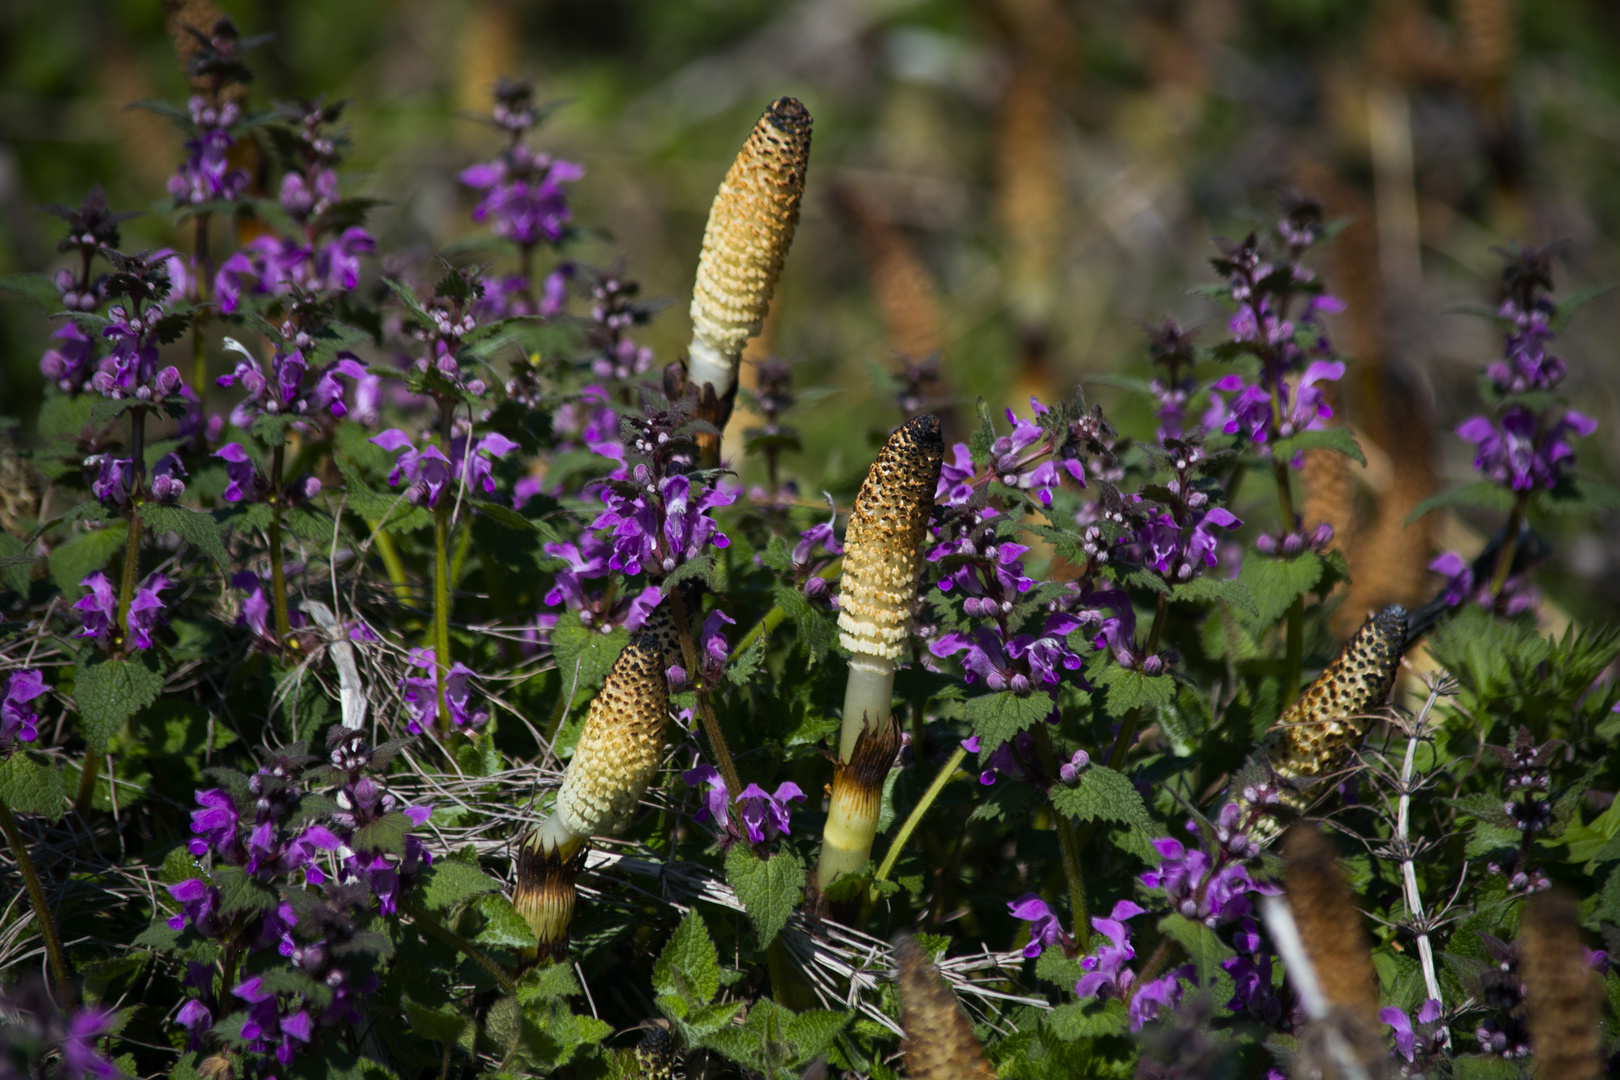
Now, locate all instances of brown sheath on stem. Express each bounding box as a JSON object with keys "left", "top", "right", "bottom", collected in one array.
[
  {"left": 513, "top": 835, "right": 588, "bottom": 962},
  {"left": 895, "top": 933, "right": 997, "bottom": 1080},
  {"left": 1520, "top": 892, "right": 1603, "bottom": 1080},
  {"left": 816, "top": 715, "right": 903, "bottom": 893}
]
